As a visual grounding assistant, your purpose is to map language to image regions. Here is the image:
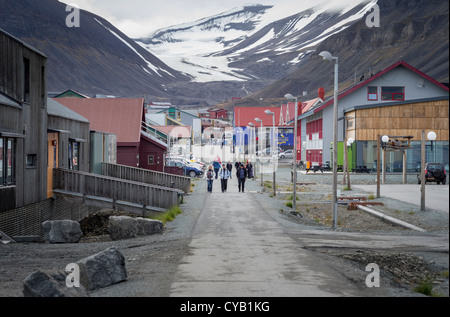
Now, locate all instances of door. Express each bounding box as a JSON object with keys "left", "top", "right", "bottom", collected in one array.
[{"left": 47, "top": 133, "right": 59, "bottom": 198}]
